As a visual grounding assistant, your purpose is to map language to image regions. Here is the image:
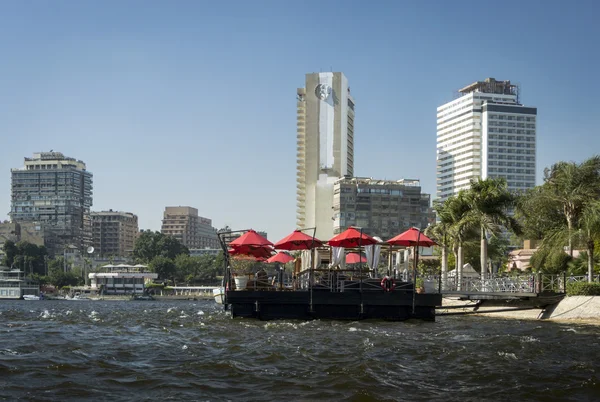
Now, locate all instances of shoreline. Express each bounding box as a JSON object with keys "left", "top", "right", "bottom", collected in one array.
[{"left": 439, "top": 295, "right": 600, "bottom": 324}]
